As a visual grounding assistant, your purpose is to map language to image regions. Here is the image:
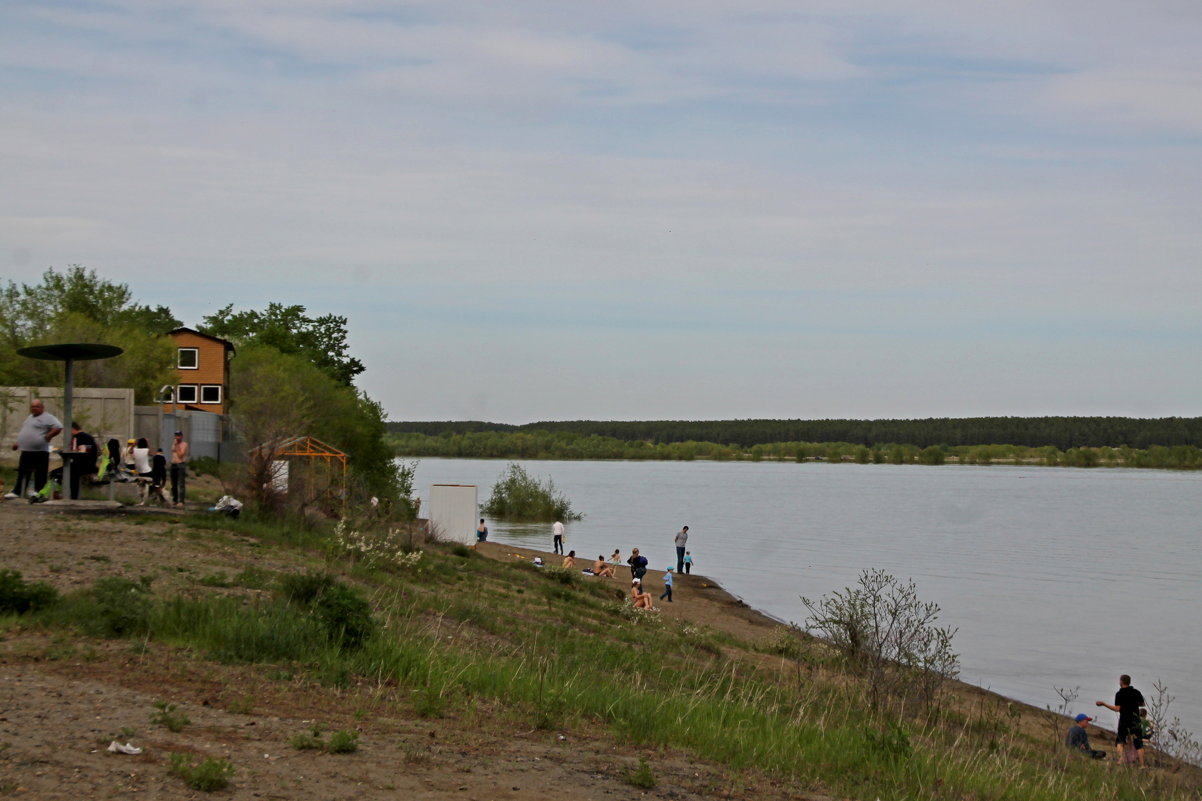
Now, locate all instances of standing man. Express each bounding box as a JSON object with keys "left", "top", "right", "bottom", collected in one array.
[
  {"left": 7, "top": 398, "right": 62, "bottom": 500},
  {"left": 674, "top": 525, "right": 689, "bottom": 574},
  {"left": 170, "top": 430, "right": 189, "bottom": 508},
  {"left": 552, "top": 520, "right": 566, "bottom": 555},
  {"left": 1096, "top": 674, "right": 1146, "bottom": 766}
]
